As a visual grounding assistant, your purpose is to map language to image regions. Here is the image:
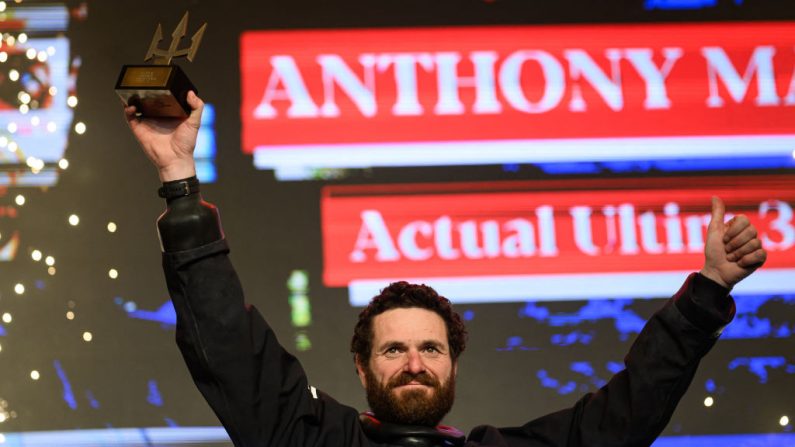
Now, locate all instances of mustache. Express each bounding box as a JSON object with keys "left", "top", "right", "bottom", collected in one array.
[{"left": 388, "top": 372, "right": 439, "bottom": 388}]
